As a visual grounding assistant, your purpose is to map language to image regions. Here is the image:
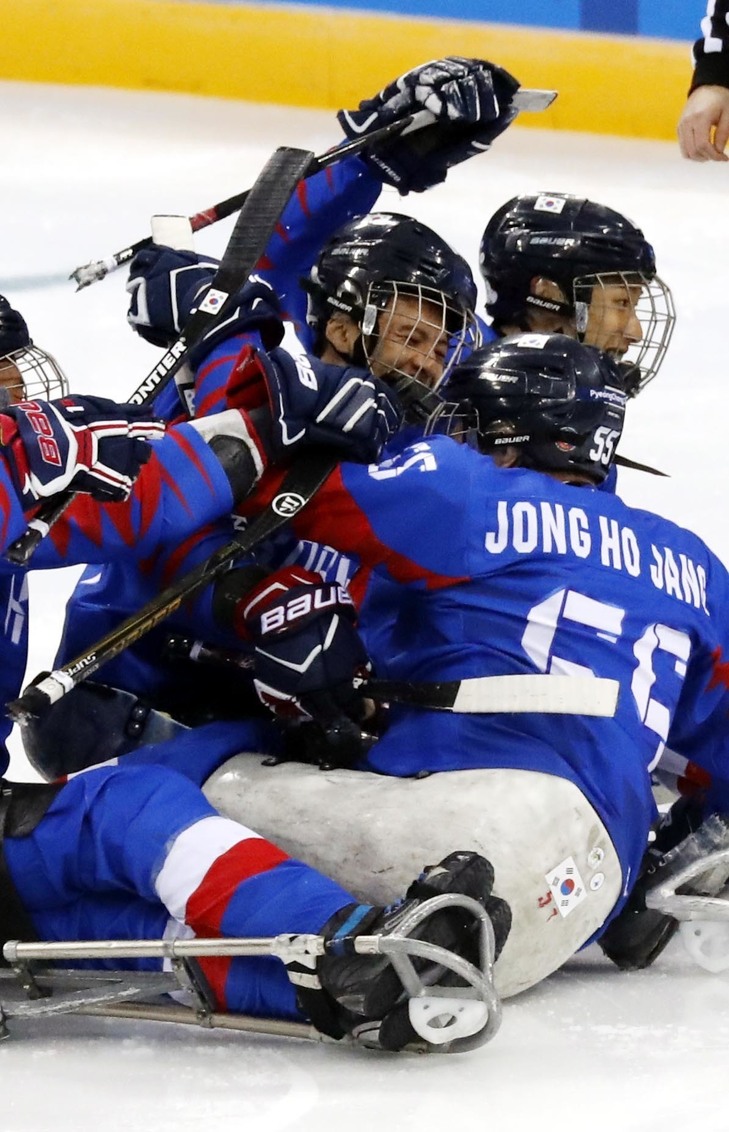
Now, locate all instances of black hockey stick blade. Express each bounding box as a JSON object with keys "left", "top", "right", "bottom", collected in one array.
[
  {"left": 614, "top": 453, "right": 669, "bottom": 477},
  {"left": 7, "top": 449, "right": 336, "bottom": 723},
  {"left": 127, "top": 145, "right": 315, "bottom": 408}
]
